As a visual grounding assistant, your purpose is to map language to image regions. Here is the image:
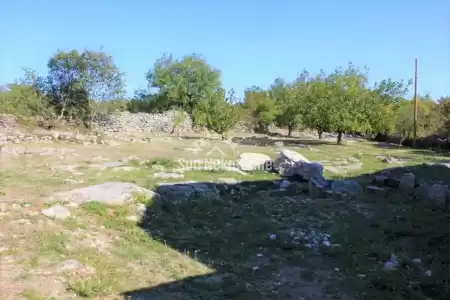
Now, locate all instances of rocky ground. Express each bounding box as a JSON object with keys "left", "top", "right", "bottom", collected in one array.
[{"left": 1, "top": 128, "right": 450, "bottom": 299}]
